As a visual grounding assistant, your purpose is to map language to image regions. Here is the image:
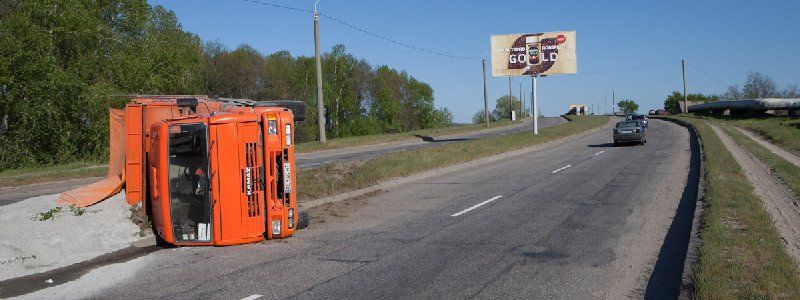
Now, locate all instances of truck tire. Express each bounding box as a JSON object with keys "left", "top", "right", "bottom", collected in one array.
[
  {"left": 296, "top": 210, "right": 310, "bottom": 230},
  {"left": 256, "top": 100, "right": 308, "bottom": 122}
]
